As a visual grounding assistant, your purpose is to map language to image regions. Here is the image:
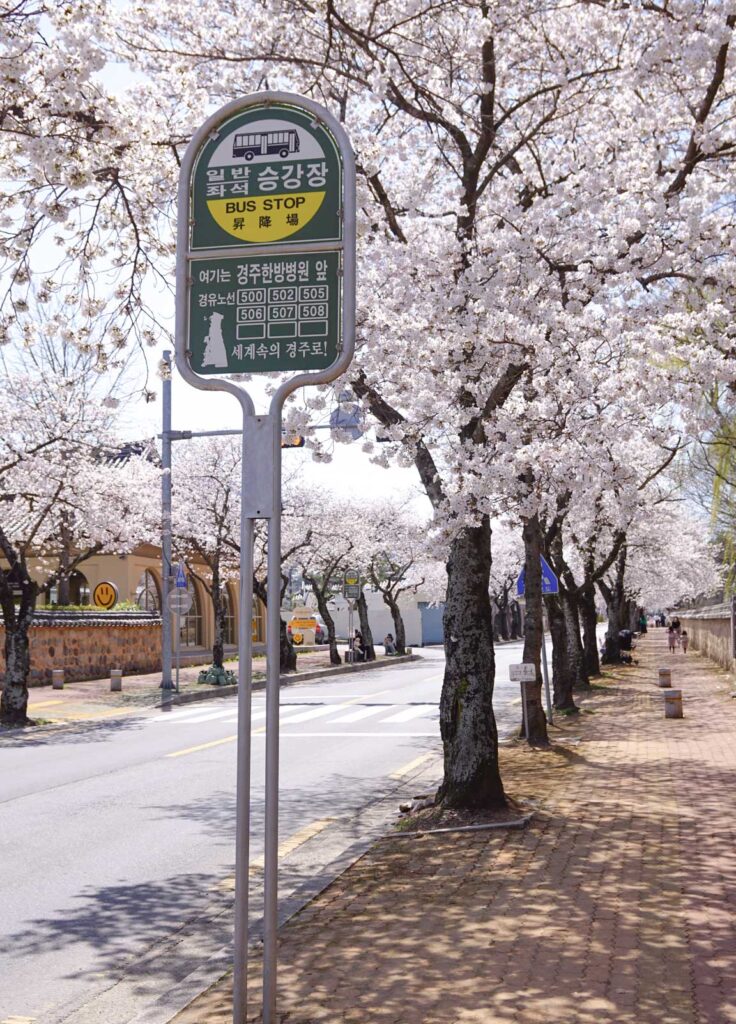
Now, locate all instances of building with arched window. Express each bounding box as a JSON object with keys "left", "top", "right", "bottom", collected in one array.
[{"left": 19, "top": 542, "right": 266, "bottom": 664}]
